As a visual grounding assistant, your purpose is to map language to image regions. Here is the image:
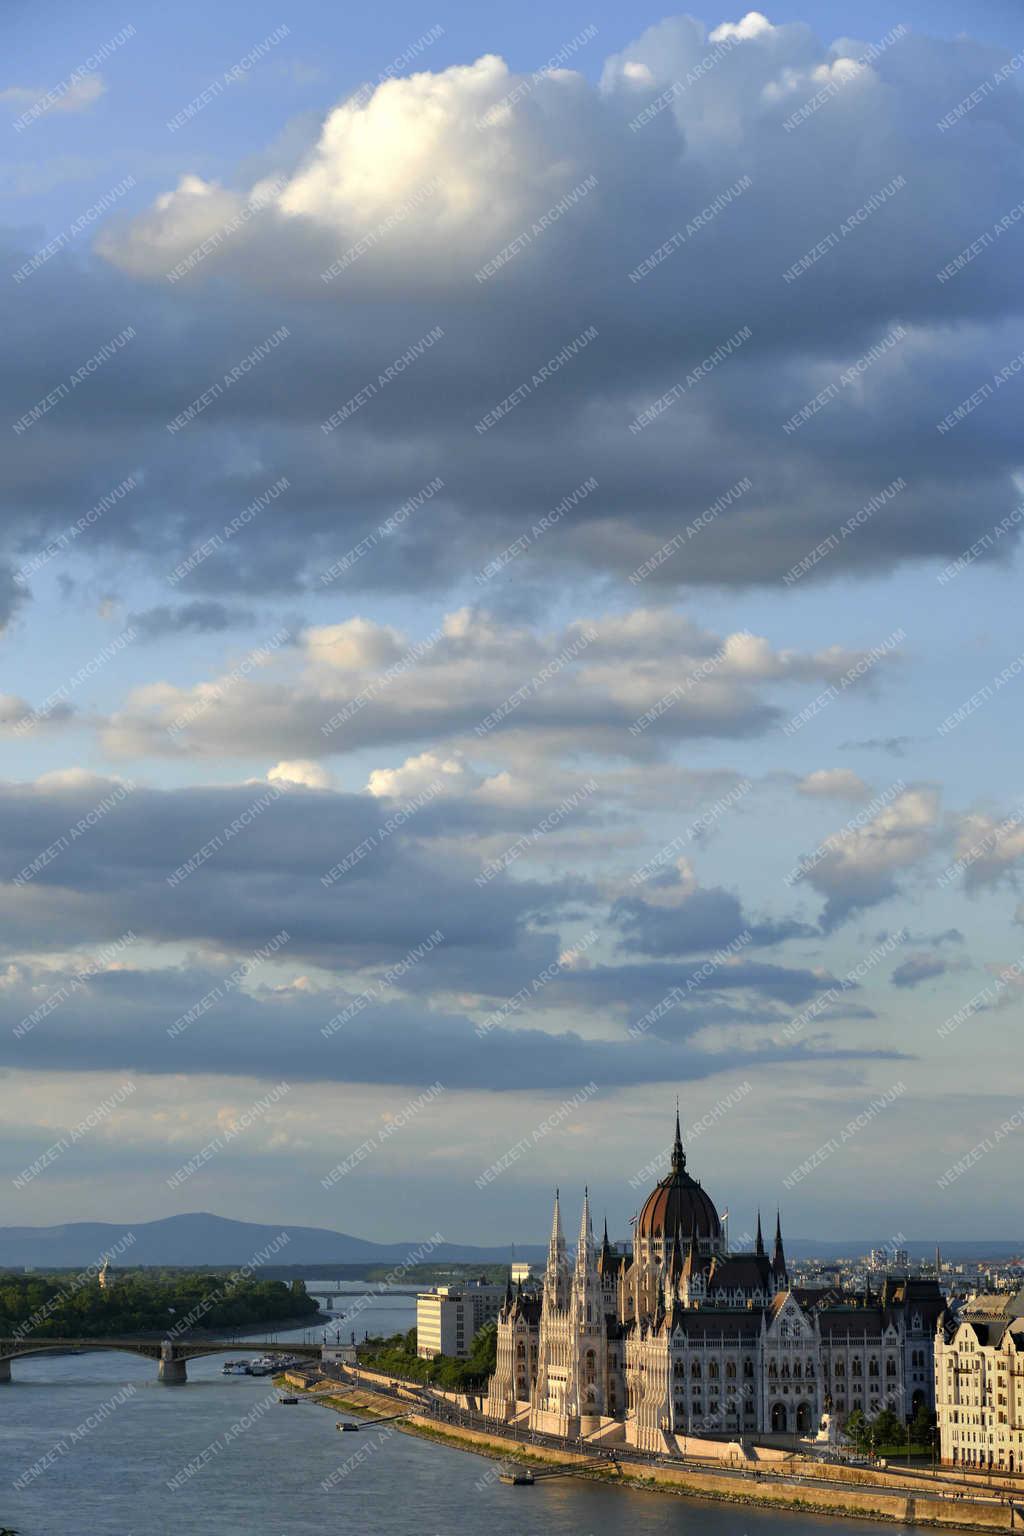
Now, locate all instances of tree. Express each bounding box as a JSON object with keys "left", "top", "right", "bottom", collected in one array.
[
  {"left": 909, "top": 1402, "right": 937, "bottom": 1449},
  {"left": 844, "top": 1408, "right": 870, "bottom": 1452},
  {"left": 871, "top": 1407, "right": 903, "bottom": 1448}
]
